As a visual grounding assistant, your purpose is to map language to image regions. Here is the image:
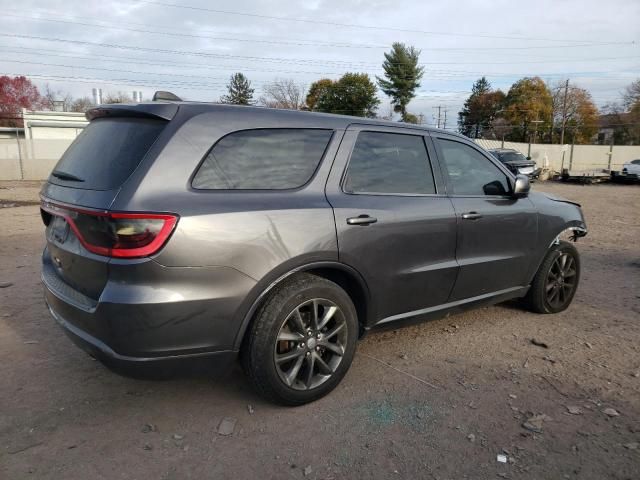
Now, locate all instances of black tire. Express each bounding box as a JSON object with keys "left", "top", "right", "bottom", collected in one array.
[
  {"left": 241, "top": 273, "right": 358, "bottom": 406},
  {"left": 524, "top": 240, "right": 581, "bottom": 314}
]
